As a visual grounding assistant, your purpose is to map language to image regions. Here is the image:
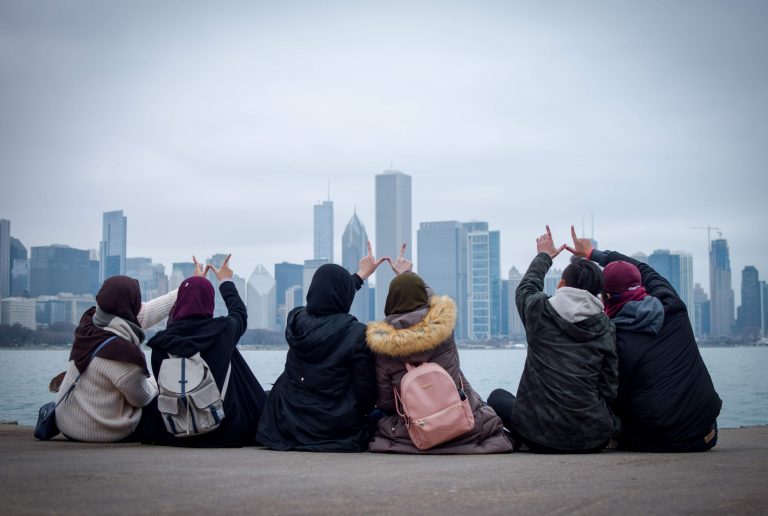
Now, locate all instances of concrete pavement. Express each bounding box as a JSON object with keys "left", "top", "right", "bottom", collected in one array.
[{"left": 1, "top": 424, "right": 766, "bottom": 515}]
